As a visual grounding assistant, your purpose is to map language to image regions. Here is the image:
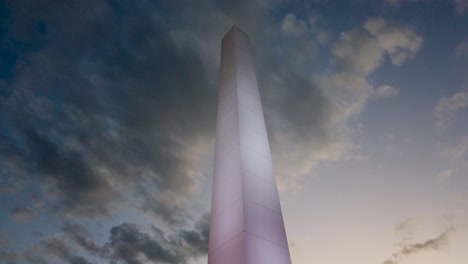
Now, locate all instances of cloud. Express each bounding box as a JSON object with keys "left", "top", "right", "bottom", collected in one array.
[
  {"left": 31, "top": 193, "right": 45, "bottom": 209},
  {"left": 441, "top": 136, "right": 468, "bottom": 162},
  {"left": 0, "top": 1, "right": 424, "bottom": 225},
  {"left": 332, "top": 29, "right": 383, "bottom": 75},
  {"left": 332, "top": 18, "right": 423, "bottom": 76},
  {"left": 105, "top": 213, "right": 209, "bottom": 264},
  {"left": 263, "top": 17, "right": 419, "bottom": 189},
  {"left": 23, "top": 252, "right": 47, "bottom": 264},
  {"left": 0, "top": 0, "right": 215, "bottom": 223},
  {"left": 394, "top": 217, "right": 417, "bottom": 234},
  {"left": 434, "top": 91, "right": 468, "bottom": 129},
  {"left": 0, "top": 3, "right": 426, "bottom": 257},
  {"left": 281, "top": 13, "right": 308, "bottom": 37},
  {"left": 375, "top": 84, "right": 400, "bottom": 98},
  {"left": 453, "top": 0, "right": 468, "bottom": 14},
  {"left": 257, "top": 16, "right": 423, "bottom": 189},
  {"left": 400, "top": 227, "right": 453, "bottom": 254},
  {"left": 9, "top": 207, "right": 36, "bottom": 222},
  {"left": 332, "top": 17, "right": 422, "bottom": 74},
  {"left": 14, "top": 232, "right": 95, "bottom": 264},
  {"left": 455, "top": 38, "right": 468, "bottom": 58},
  {"left": 140, "top": 189, "right": 192, "bottom": 227},
  {"left": 330, "top": 18, "right": 420, "bottom": 128},
  {"left": 106, "top": 223, "right": 181, "bottom": 264},
  {"left": 61, "top": 221, "right": 102, "bottom": 255},
  {"left": 438, "top": 168, "right": 454, "bottom": 181},
  {"left": 20, "top": 224, "right": 99, "bottom": 263},
  {"left": 0, "top": 232, "right": 6, "bottom": 247},
  {"left": 316, "top": 30, "right": 333, "bottom": 45},
  {"left": 365, "top": 18, "right": 423, "bottom": 65},
  {"left": 381, "top": 227, "right": 455, "bottom": 264},
  {"left": 18, "top": 213, "right": 210, "bottom": 263},
  {"left": 41, "top": 236, "right": 93, "bottom": 264},
  {"left": 0, "top": 251, "right": 20, "bottom": 264},
  {"left": 108, "top": 214, "right": 209, "bottom": 264},
  {"left": 32, "top": 231, "right": 44, "bottom": 239}
]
